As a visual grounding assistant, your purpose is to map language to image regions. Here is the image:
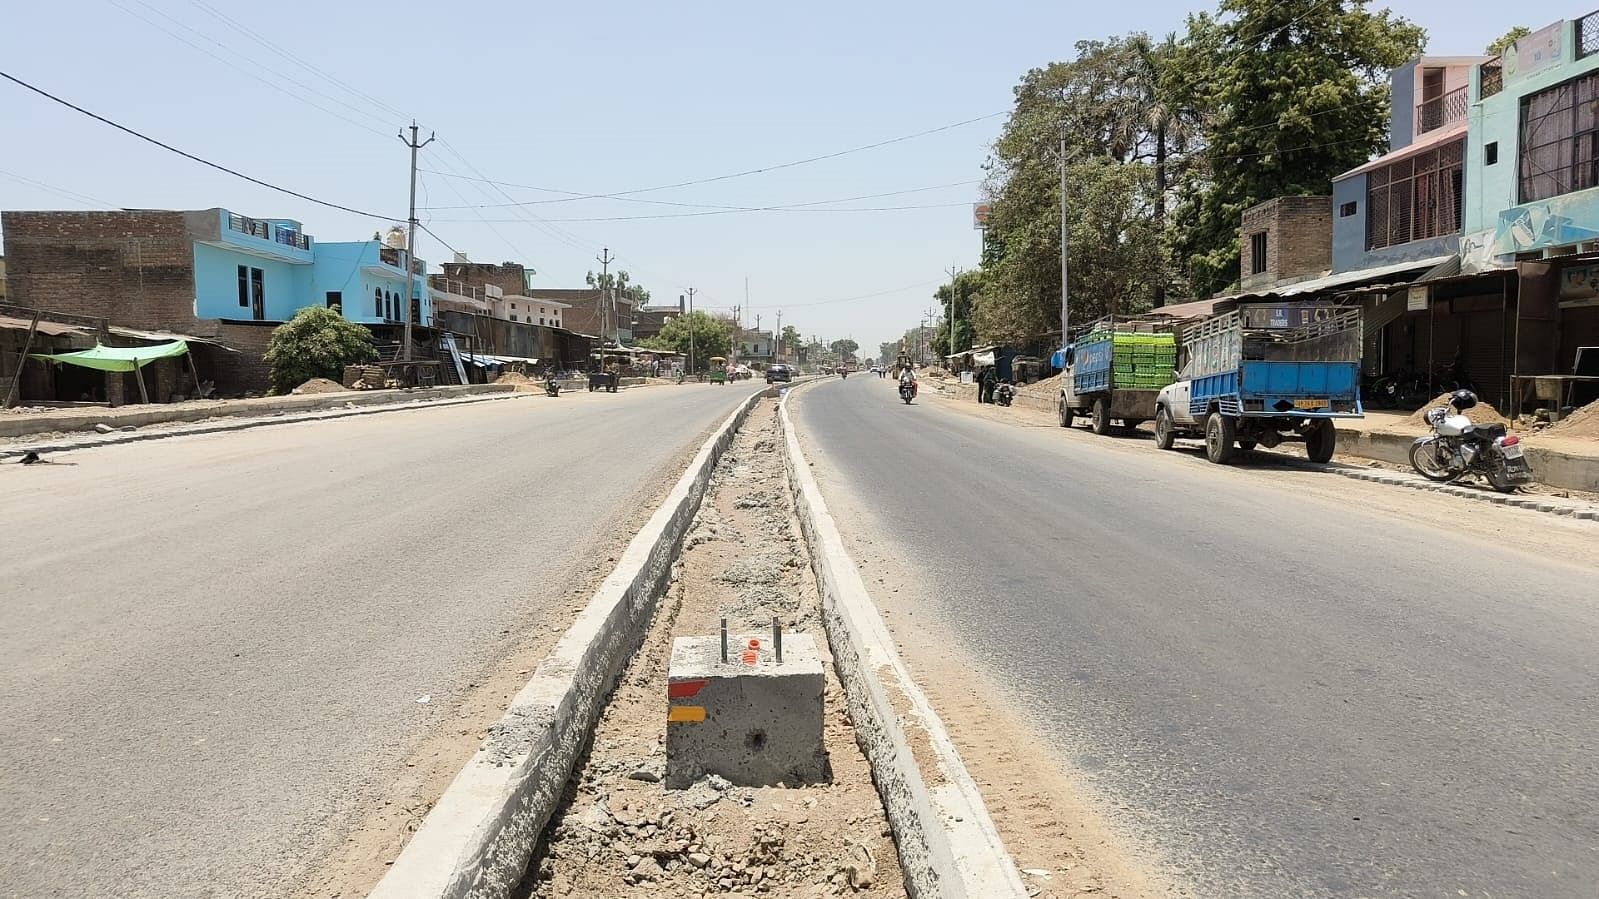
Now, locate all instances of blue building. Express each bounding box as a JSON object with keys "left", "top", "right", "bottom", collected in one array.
[
  {"left": 192, "top": 209, "right": 317, "bottom": 322},
  {"left": 312, "top": 237, "right": 431, "bottom": 327}
]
